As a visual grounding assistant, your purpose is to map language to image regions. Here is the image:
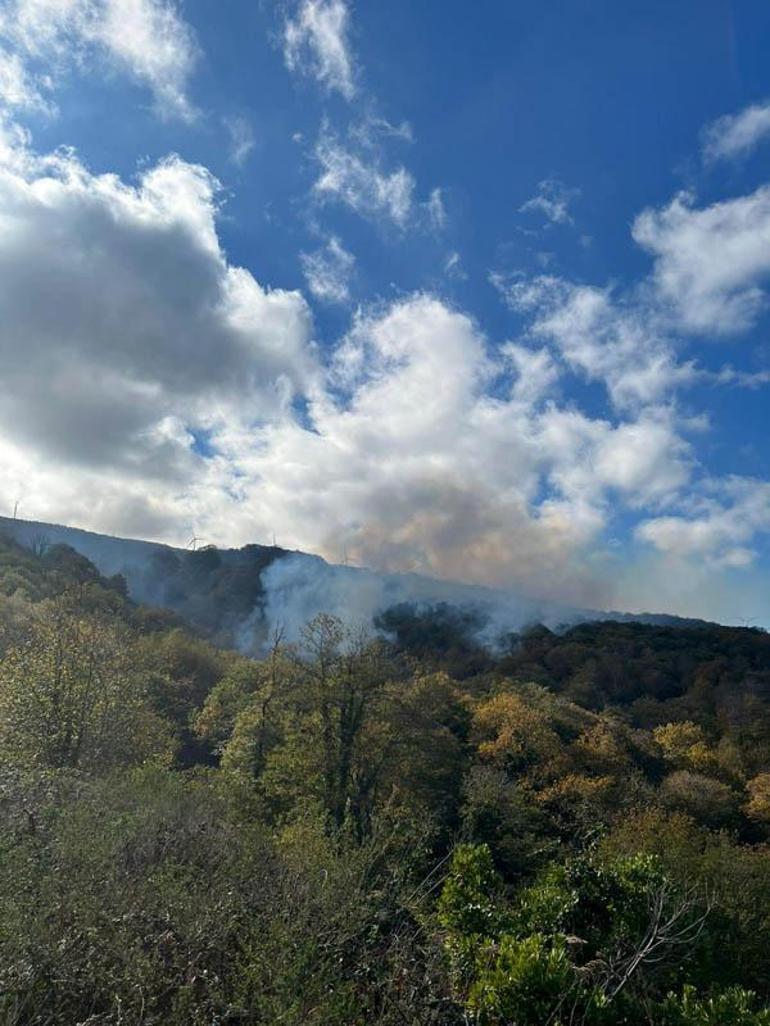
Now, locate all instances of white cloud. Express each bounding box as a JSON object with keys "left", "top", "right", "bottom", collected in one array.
[
  {"left": 445, "top": 251, "right": 466, "bottom": 280},
  {"left": 494, "top": 175, "right": 770, "bottom": 417},
  {"left": 224, "top": 115, "right": 255, "bottom": 166},
  {"left": 314, "top": 129, "right": 414, "bottom": 226},
  {"left": 703, "top": 101, "right": 770, "bottom": 163},
  {"left": 94, "top": 0, "right": 198, "bottom": 119},
  {"left": 193, "top": 297, "right": 694, "bottom": 610},
  {"left": 519, "top": 176, "right": 579, "bottom": 226},
  {"left": 427, "top": 186, "right": 447, "bottom": 230},
  {"left": 350, "top": 113, "right": 413, "bottom": 146},
  {"left": 0, "top": 44, "right": 50, "bottom": 112},
  {"left": 637, "top": 478, "right": 770, "bottom": 569},
  {"left": 284, "top": 0, "right": 356, "bottom": 100},
  {"left": 0, "top": 159, "right": 697, "bottom": 612},
  {"left": 501, "top": 342, "right": 560, "bottom": 405},
  {"left": 709, "top": 365, "right": 770, "bottom": 389},
  {"left": 224, "top": 297, "right": 606, "bottom": 602},
  {"left": 493, "top": 273, "right": 696, "bottom": 410},
  {"left": 538, "top": 406, "right": 691, "bottom": 513},
  {"left": 0, "top": 0, "right": 199, "bottom": 120},
  {"left": 2, "top": 111, "right": 768, "bottom": 623},
  {"left": 301, "top": 235, "right": 355, "bottom": 303},
  {"left": 633, "top": 186, "right": 770, "bottom": 335},
  {"left": 0, "top": 130, "right": 315, "bottom": 505},
  {"left": 281, "top": 6, "right": 437, "bottom": 236},
  {"left": 485, "top": 163, "right": 770, "bottom": 616}
]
